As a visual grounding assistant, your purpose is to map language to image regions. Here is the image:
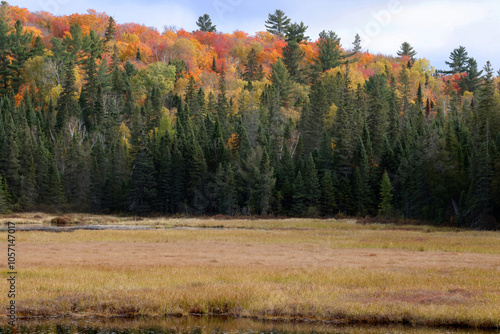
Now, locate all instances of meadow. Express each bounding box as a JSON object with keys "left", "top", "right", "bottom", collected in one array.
[{"left": 1, "top": 213, "right": 499, "bottom": 329}]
